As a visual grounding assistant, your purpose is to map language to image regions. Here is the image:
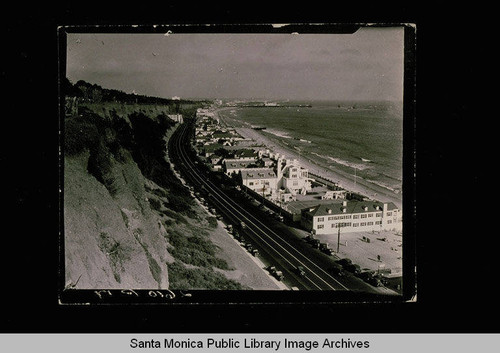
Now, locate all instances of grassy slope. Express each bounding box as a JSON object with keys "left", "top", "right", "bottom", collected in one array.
[{"left": 64, "top": 101, "right": 245, "bottom": 290}]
